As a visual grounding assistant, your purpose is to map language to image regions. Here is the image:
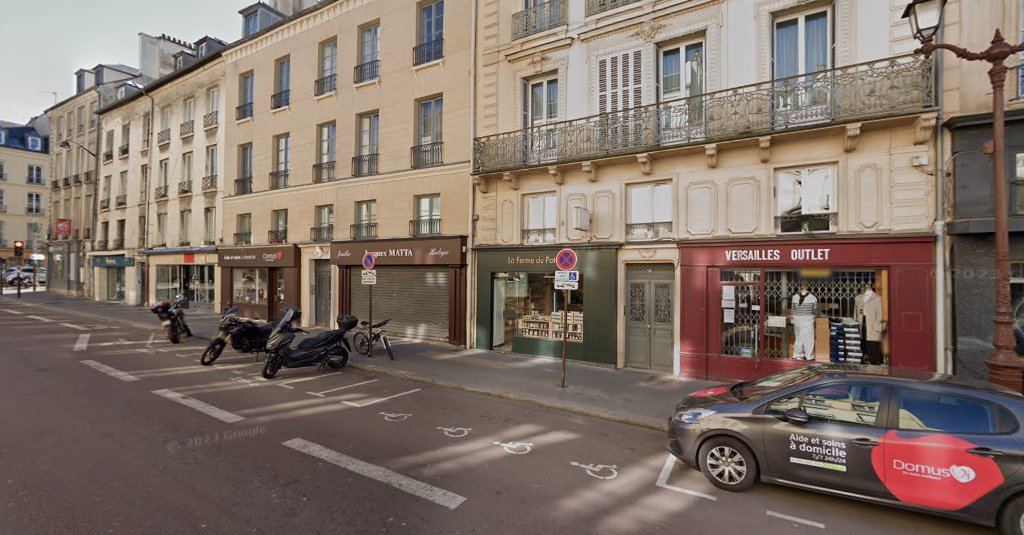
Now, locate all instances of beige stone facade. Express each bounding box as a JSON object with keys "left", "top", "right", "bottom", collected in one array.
[{"left": 0, "top": 123, "right": 49, "bottom": 267}]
